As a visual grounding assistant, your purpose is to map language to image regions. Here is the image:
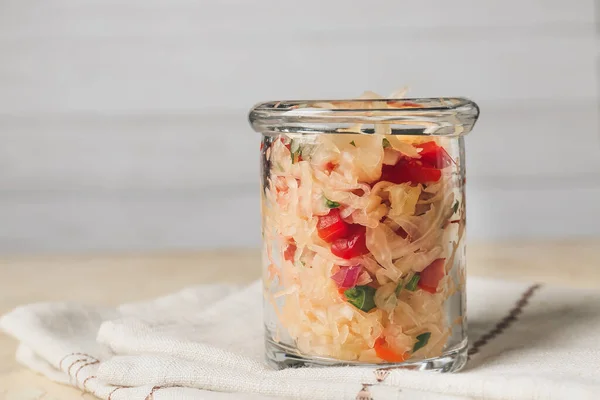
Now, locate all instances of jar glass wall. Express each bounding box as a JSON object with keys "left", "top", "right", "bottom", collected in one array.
[{"left": 250, "top": 98, "right": 479, "bottom": 372}]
